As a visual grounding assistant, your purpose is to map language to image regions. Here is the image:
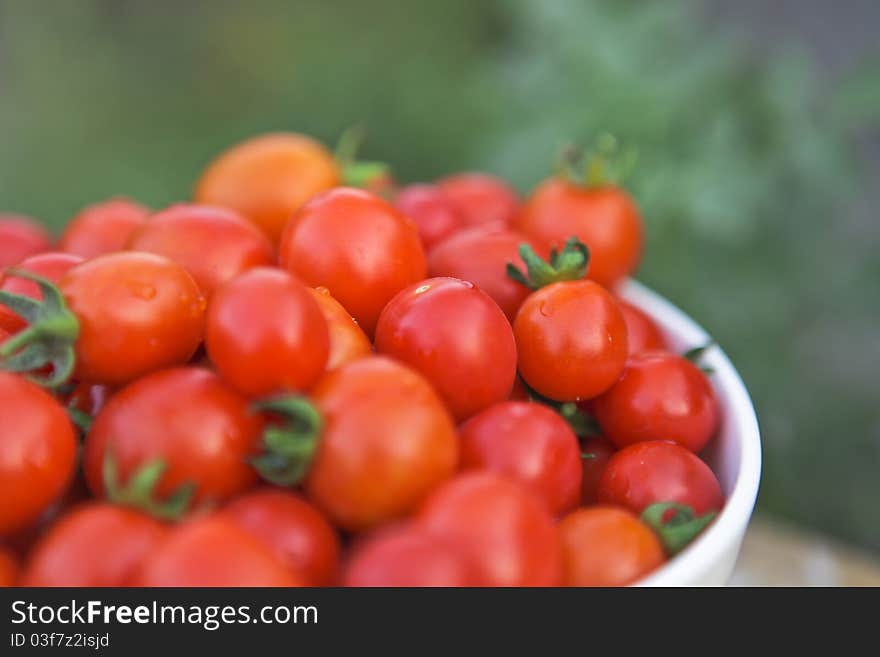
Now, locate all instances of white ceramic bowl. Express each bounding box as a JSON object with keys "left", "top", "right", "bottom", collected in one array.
[{"left": 617, "top": 280, "right": 762, "bottom": 586}]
